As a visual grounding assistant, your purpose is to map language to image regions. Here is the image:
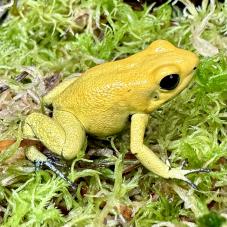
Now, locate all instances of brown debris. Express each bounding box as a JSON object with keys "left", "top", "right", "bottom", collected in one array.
[
  {"left": 0, "top": 139, "right": 43, "bottom": 164},
  {"left": 0, "top": 139, "right": 43, "bottom": 152},
  {"left": 119, "top": 204, "right": 133, "bottom": 221}
]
